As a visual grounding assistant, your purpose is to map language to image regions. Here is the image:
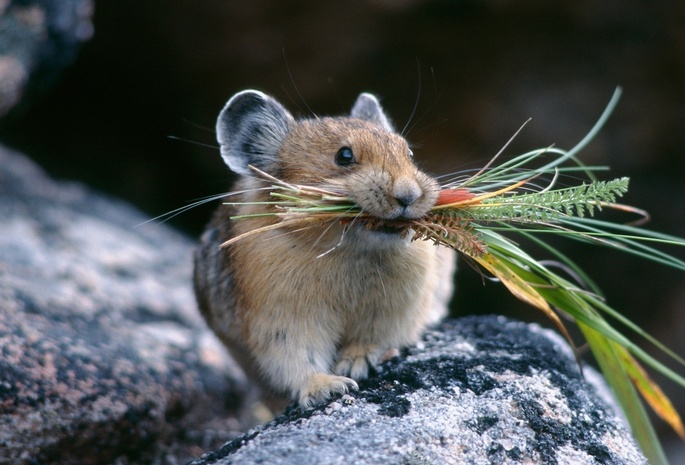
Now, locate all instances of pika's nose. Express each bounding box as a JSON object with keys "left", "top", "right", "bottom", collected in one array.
[{"left": 393, "top": 178, "right": 421, "bottom": 207}]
